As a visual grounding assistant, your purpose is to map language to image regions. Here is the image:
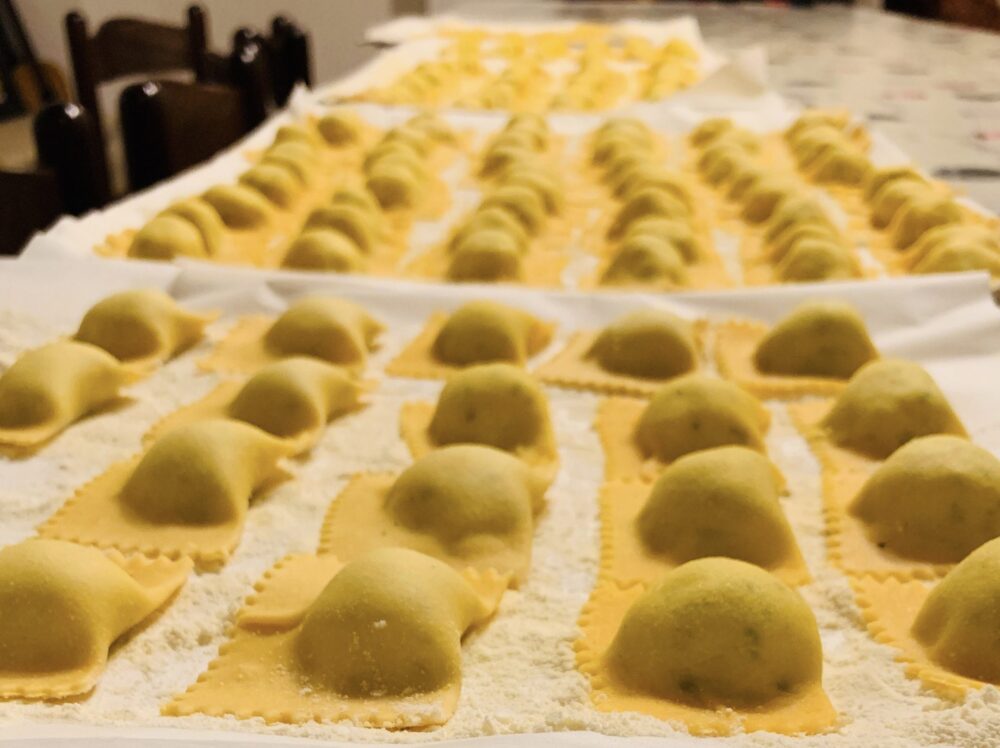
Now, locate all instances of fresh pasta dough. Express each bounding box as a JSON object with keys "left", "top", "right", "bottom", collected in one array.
[
  {"left": 305, "top": 204, "right": 377, "bottom": 254},
  {"left": 282, "top": 229, "right": 365, "bottom": 272},
  {"left": 165, "top": 548, "right": 506, "bottom": 727},
  {"left": 850, "top": 435, "right": 1000, "bottom": 563},
  {"left": 605, "top": 558, "right": 824, "bottom": 708},
  {"left": 228, "top": 358, "right": 362, "bottom": 445},
  {"left": 912, "top": 536, "right": 1000, "bottom": 683},
  {"left": 0, "top": 539, "right": 190, "bottom": 699},
  {"left": 321, "top": 445, "right": 545, "bottom": 582},
  {"left": 264, "top": 297, "right": 383, "bottom": 367},
  {"left": 317, "top": 111, "right": 362, "bottom": 145},
  {"left": 821, "top": 359, "right": 966, "bottom": 459},
  {"left": 636, "top": 375, "right": 769, "bottom": 462},
  {"left": 128, "top": 214, "right": 208, "bottom": 261},
  {"left": 601, "top": 235, "right": 688, "bottom": 287},
  {"left": 0, "top": 341, "right": 136, "bottom": 448},
  {"left": 432, "top": 301, "right": 551, "bottom": 366},
  {"left": 120, "top": 419, "right": 294, "bottom": 525},
  {"left": 427, "top": 363, "right": 554, "bottom": 455},
  {"left": 201, "top": 185, "right": 274, "bottom": 229},
  {"left": 447, "top": 230, "right": 524, "bottom": 282},
  {"left": 636, "top": 446, "right": 794, "bottom": 568},
  {"left": 587, "top": 309, "right": 697, "bottom": 378},
  {"left": 238, "top": 164, "right": 301, "bottom": 208},
  {"left": 74, "top": 289, "right": 214, "bottom": 365},
  {"left": 753, "top": 300, "right": 878, "bottom": 379}
]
